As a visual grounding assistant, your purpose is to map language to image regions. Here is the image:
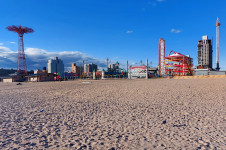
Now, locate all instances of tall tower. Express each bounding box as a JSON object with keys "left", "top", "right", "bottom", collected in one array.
[
  {"left": 159, "top": 38, "right": 165, "bottom": 76},
  {"left": 48, "top": 57, "right": 64, "bottom": 76},
  {"left": 216, "top": 17, "right": 221, "bottom": 71},
  {"left": 6, "top": 25, "right": 34, "bottom": 74}
]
